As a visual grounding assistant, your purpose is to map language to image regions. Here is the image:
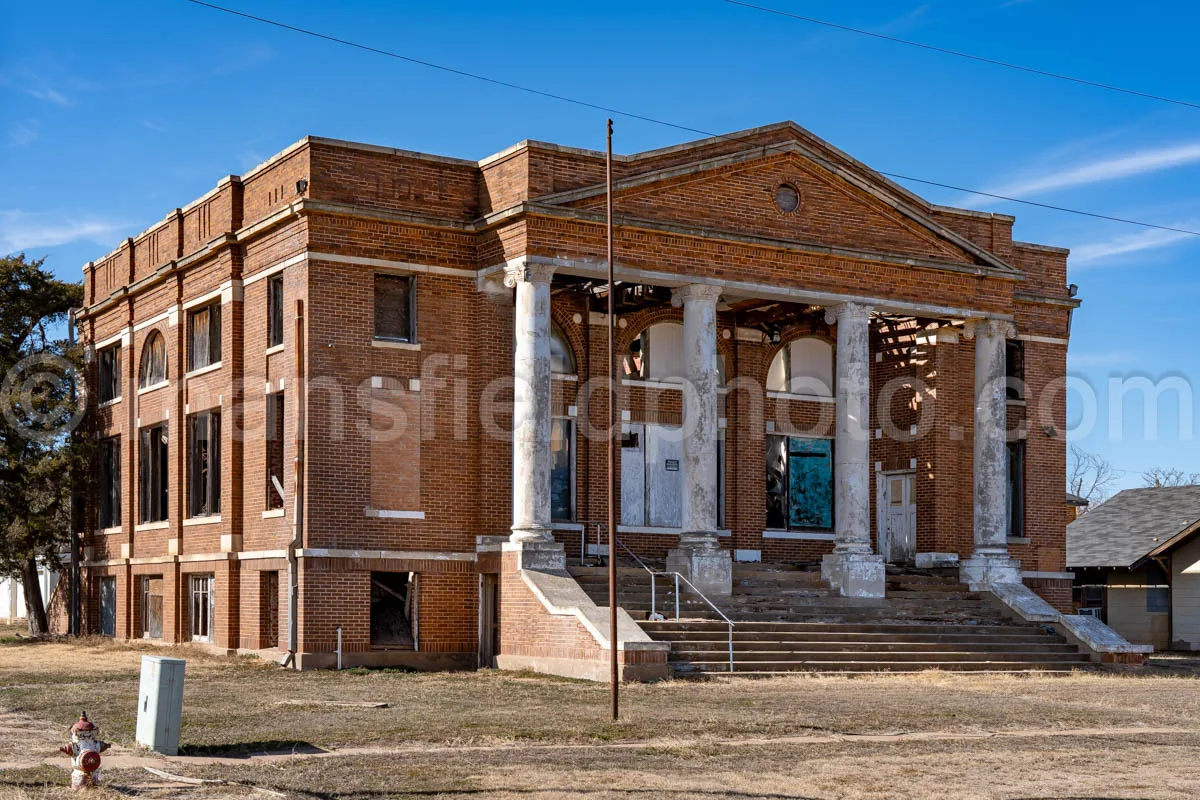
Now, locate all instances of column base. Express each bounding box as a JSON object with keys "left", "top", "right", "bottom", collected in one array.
[
  {"left": 822, "top": 551, "right": 886, "bottom": 598},
  {"left": 502, "top": 539, "right": 566, "bottom": 571},
  {"left": 509, "top": 525, "right": 555, "bottom": 545},
  {"left": 666, "top": 540, "right": 732, "bottom": 597},
  {"left": 959, "top": 554, "right": 1021, "bottom": 590}
]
